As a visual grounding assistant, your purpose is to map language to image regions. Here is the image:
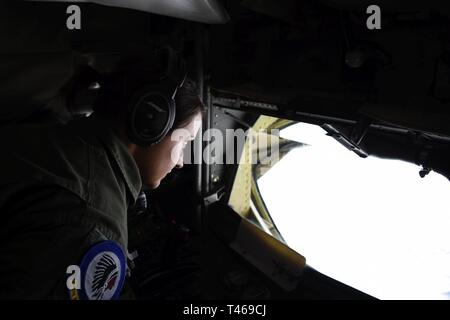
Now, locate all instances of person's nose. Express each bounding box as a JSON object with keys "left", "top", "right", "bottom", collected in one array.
[{"left": 175, "top": 152, "right": 184, "bottom": 169}]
